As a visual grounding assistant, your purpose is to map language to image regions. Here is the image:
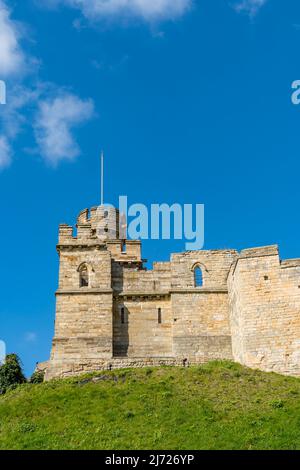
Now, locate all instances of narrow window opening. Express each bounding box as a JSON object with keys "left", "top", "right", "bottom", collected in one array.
[
  {"left": 121, "top": 307, "right": 125, "bottom": 324},
  {"left": 79, "top": 266, "right": 89, "bottom": 288},
  {"left": 194, "top": 266, "right": 203, "bottom": 287},
  {"left": 158, "top": 308, "right": 162, "bottom": 324},
  {"left": 104, "top": 210, "right": 108, "bottom": 218},
  {"left": 121, "top": 240, "right": 127, "bottom": 253},
  {"left": 264, "top": 275, "right": 269, "bottom": 281}
]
